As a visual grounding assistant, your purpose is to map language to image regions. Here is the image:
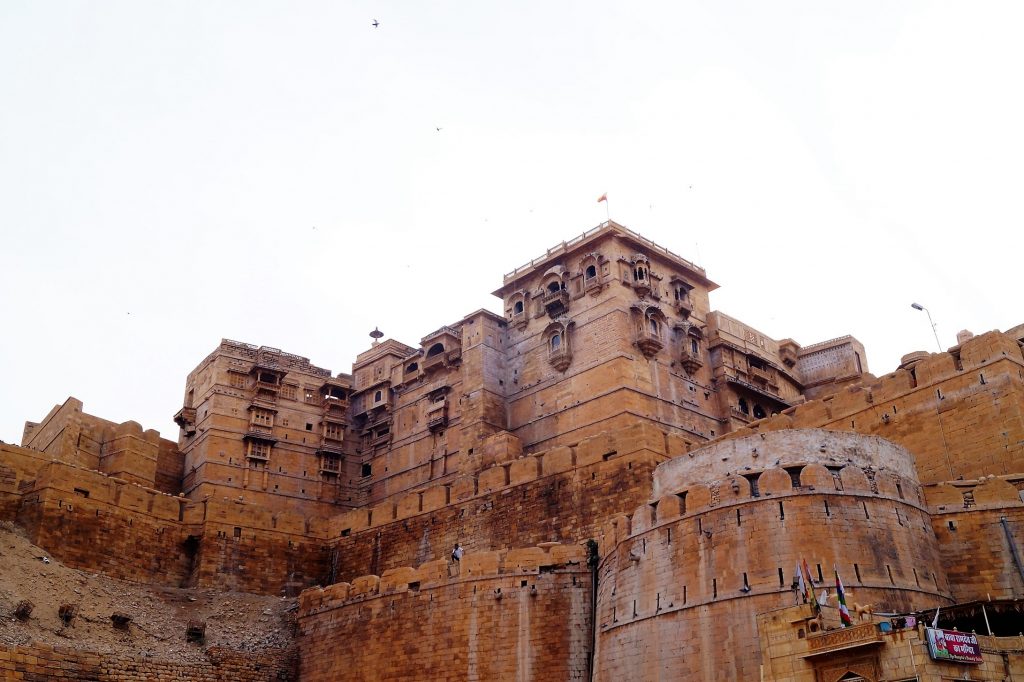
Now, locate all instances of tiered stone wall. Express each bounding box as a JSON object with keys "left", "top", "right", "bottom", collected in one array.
[
  {"left": 719, "top": 330, "right": 1024, "bottom": 484},
  {"left": 0, "top": 443, "right": 50, "bottom": 518},
  {"left": 323, "top": 422, "right": 687, "bottom": 582},
  {"left": 593, "top": 430, "right": 950, "bottom": 681},
  {"left": 21, "top": 397, "right": 182, "bottom": 493},
  {"left": 924, "top": 474, "right": 1024, "bottom": 601},
  {"left": 297, "top": 543, "right": 592, "bottom": 682},
  {"left": 0, "top": 643, "right": 295, "bottom": 681},
  {"left": 10, "top": 453, "right": 330, "bottom": 595}
]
